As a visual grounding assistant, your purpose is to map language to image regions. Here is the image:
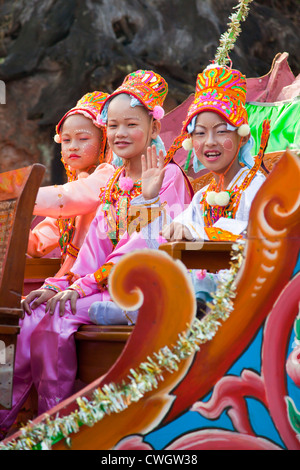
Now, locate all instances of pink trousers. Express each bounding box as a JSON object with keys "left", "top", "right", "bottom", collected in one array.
[{"left": 0, "top": 292, "right": 109, "bottom": 433}]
